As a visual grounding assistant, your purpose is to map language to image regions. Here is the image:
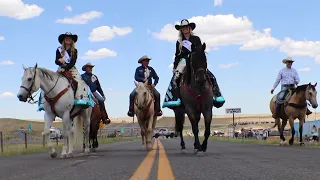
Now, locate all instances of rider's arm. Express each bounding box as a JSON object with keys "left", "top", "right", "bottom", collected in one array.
[
  {"left": 96, "top": 77, "right": 105, "bottom": 97},
  {"left": 173, "top": 41, "right": 181, "bottom": 69},
  {"left": 134, "top": 67, "right": 145, "bottom": 82},
  {"left": 63, "top": 49, "right": 78, "bottom": 71},
  {"left": 294, "top": 69, "right": 300, "bottom": 84},
  {"left": 151, "top": 67, "right": 159, "bottom": 86},
  {"left": 55, "top": 49, "right": 63, "bottom": 66},
  {"left": 272, "top": 70, "right": 282, "bottom": 90}
]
